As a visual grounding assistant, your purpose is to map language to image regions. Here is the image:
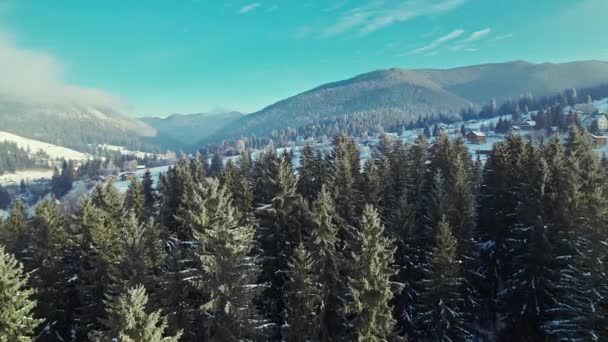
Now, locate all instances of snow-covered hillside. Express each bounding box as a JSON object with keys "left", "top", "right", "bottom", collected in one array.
[{"left": 0, "top": 131, "right": 90, "bottom": 161}]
